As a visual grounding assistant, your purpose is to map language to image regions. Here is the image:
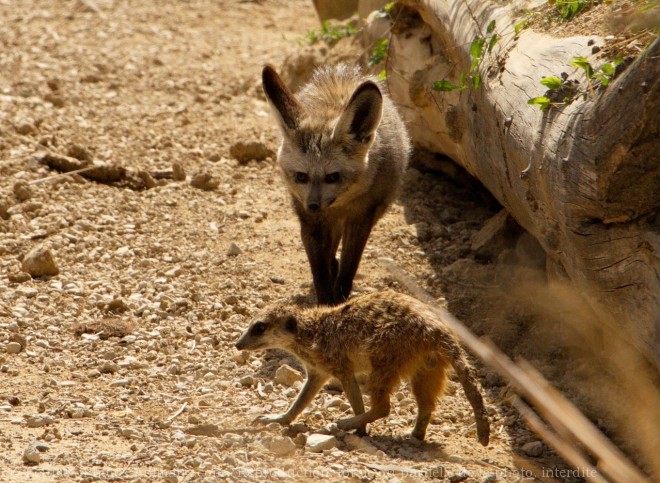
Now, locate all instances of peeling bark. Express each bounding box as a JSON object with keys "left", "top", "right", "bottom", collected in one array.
[{"left": 369, "top": 1, "right": 659, "bottom": 362}]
